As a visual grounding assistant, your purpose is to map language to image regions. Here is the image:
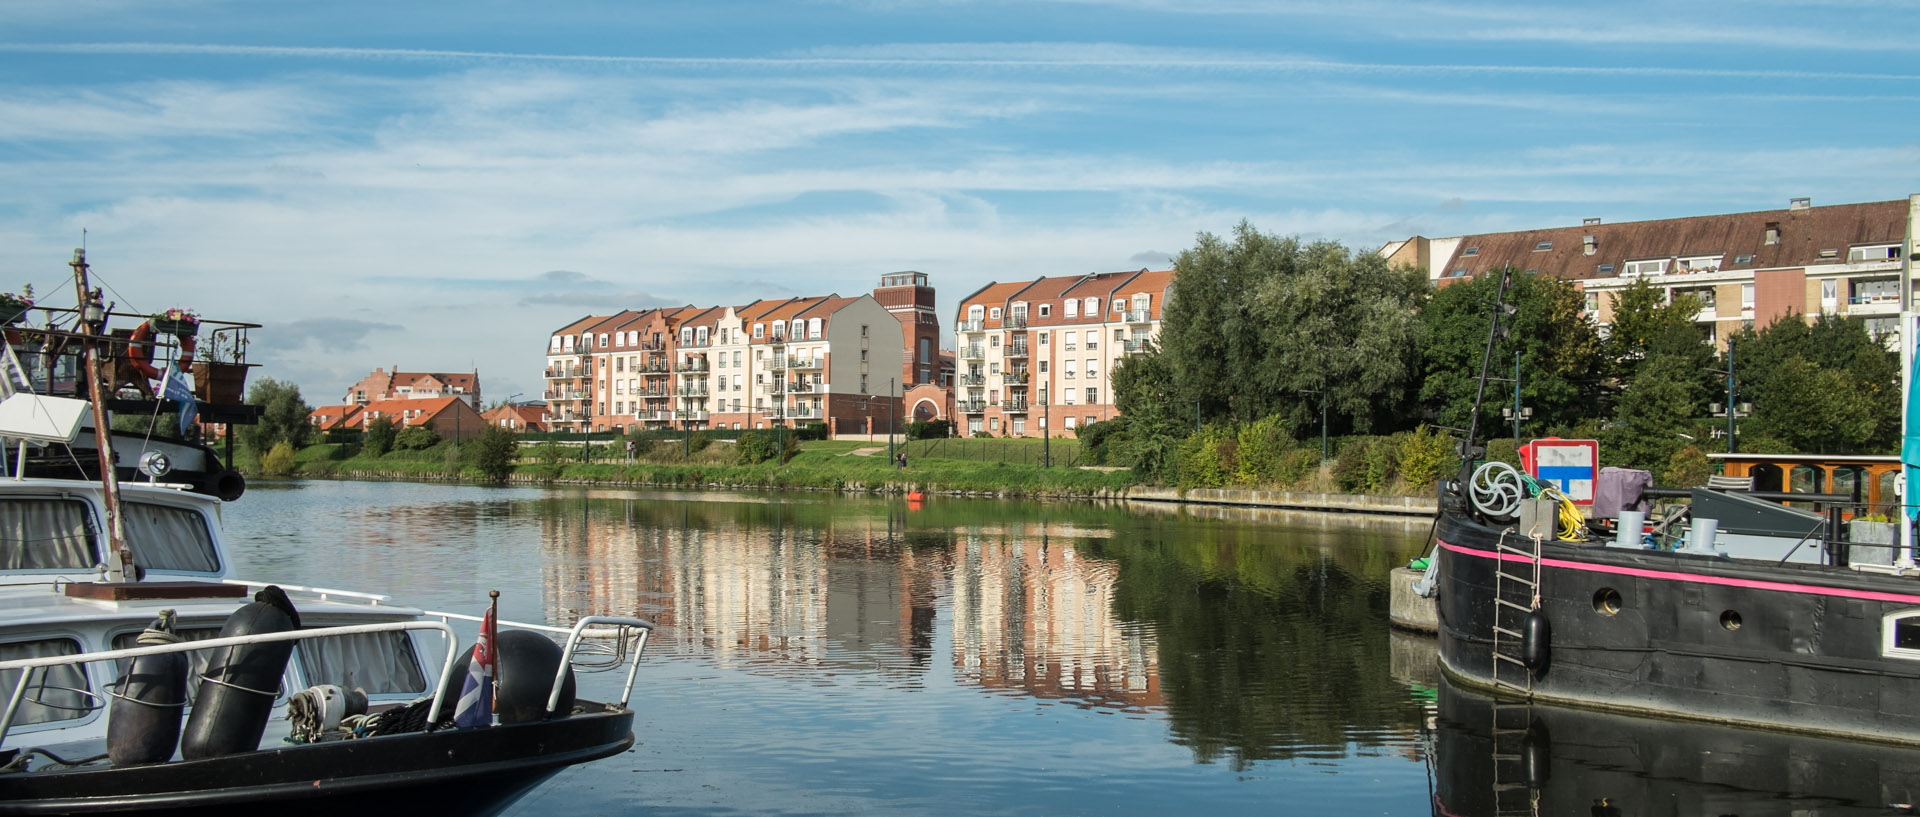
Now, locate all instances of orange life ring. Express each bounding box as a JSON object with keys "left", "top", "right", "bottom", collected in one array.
[{"left": 129, "top": 321, "right": 198, "bottom": 381}]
